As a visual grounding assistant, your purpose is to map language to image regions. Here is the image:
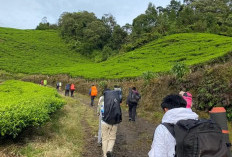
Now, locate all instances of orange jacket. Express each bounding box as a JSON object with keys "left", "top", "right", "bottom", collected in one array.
[{"left": 91, "top": 86, "right": 97, "bottom": 96}]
